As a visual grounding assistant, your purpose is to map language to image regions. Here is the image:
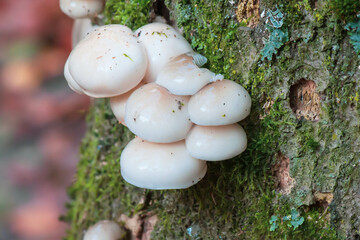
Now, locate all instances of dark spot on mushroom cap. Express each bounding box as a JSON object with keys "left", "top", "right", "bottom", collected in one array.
[
  {"left": 133, "top": 117, "right": 136, "bottom": 122},
  {"left": 176, "top": 100, "right": 184, "bottom": 110},
  {"left": 137, "top": 31, "right": 142, "bottom": 37}
]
